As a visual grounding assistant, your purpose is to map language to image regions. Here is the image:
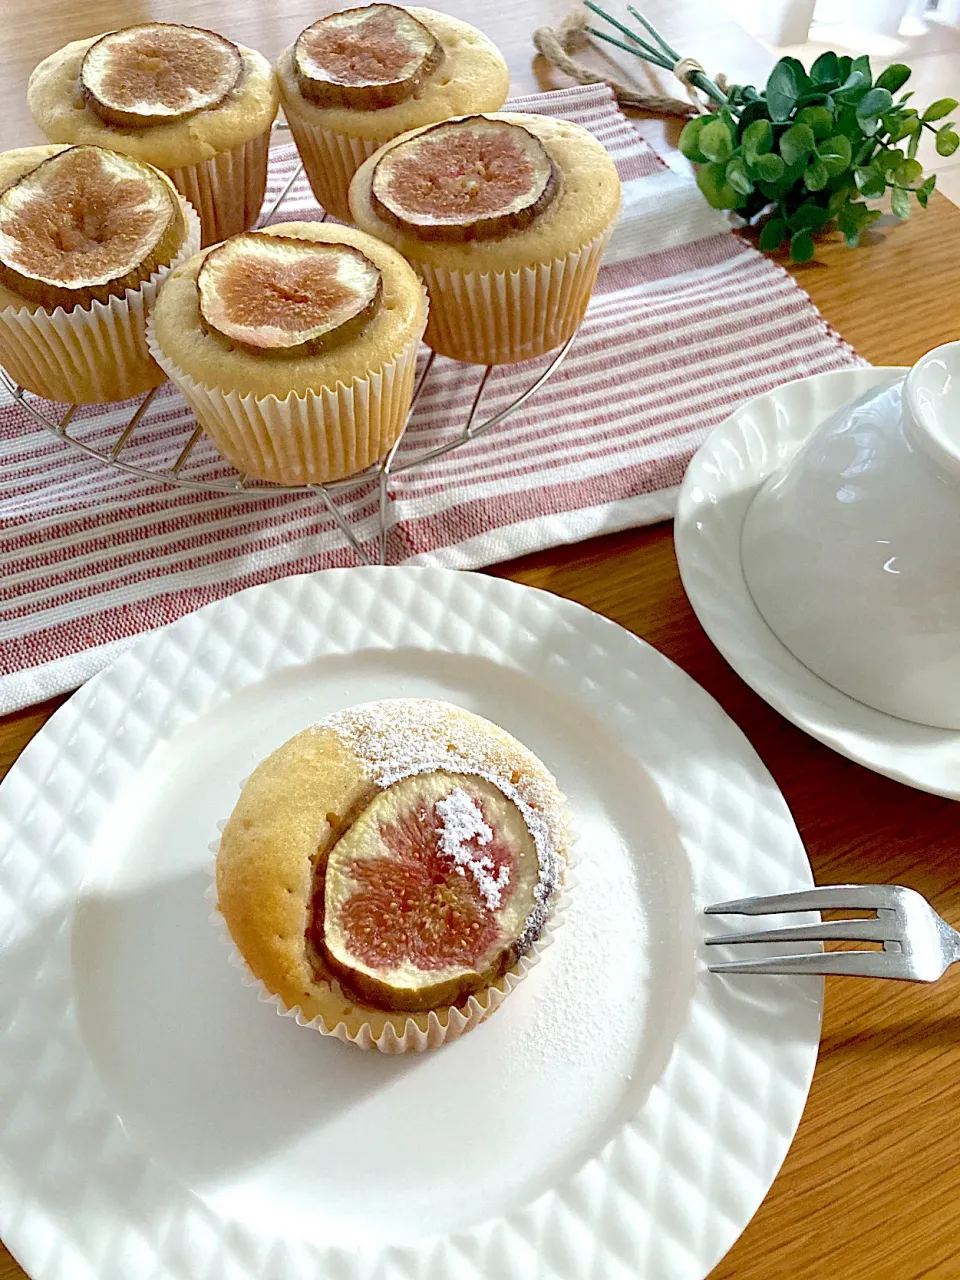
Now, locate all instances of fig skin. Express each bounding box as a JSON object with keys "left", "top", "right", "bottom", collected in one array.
[
  {"left": 324, "top": 938, "right": 522, "bottom": 1013},
  {"left": 369, "top": 116, "right": 561, "bottom": 243},
  {"left": 294, "top": 4, "right": 444, "bottom": 111},
  {"left": 0, "top": 145, "right": 186, "bottom": 311},
  {"left": 195, "top": 232, "right": 384, "bottom": 358},
  {"left": 80, "top": 23, "right": 244, "bottom": 130}
]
